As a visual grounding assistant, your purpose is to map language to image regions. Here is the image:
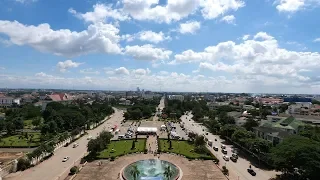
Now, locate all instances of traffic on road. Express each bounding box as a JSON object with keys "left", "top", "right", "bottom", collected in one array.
[{"left": 181, "top": 112, "right": 278, "bottom": 180}]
